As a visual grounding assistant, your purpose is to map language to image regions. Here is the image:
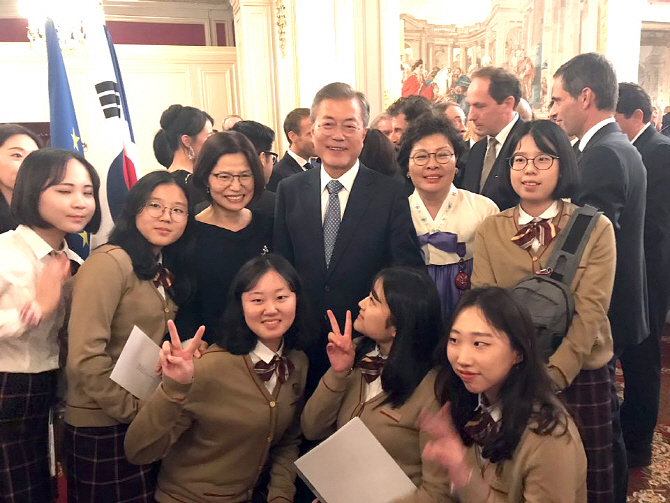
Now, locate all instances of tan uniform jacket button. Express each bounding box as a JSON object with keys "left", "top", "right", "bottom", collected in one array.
[
  {"left": 164, "top": 307, "right": 170, "bottom": 313},
  {"left": 269, "top": 401, "right": 276, "bottom": 407}
]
